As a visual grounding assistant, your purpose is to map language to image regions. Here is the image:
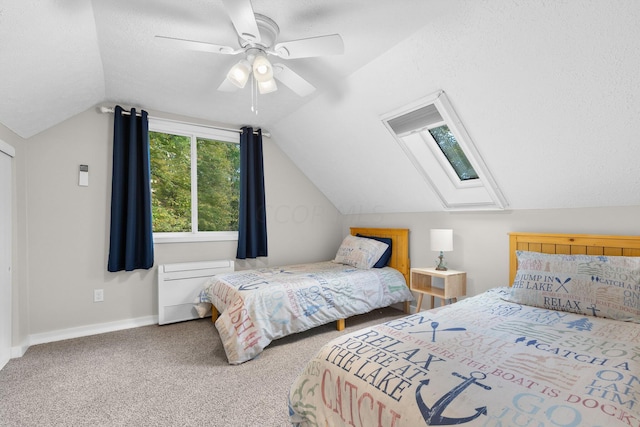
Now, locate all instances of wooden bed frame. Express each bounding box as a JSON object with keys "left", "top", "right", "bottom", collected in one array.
[
  {"left": 508, "top": 231, "right": 640, "bottom": 286},
  {"left": 211, "top": 227, "right": 412, "bottom": 331},
  {"left": 340, "top": 227, "right": 411, "bottom": 330},
  {"left": 349, "top": 227, "right": 410, "bottom": 285}
]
